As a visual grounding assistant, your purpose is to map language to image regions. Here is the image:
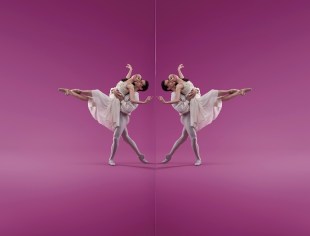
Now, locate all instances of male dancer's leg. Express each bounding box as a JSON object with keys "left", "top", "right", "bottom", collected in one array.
[
  {"left": 162, "top": 127, "right": 188, "bottom": 163},
  {"left": 182, "top": 113, "right": 202, "bottom": 166},
  {"left": 108, "top": 114, "right": 127, "bottom": 166},
  {"left": 122, "top": 124, "right": 148, "bottom": 163}
]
